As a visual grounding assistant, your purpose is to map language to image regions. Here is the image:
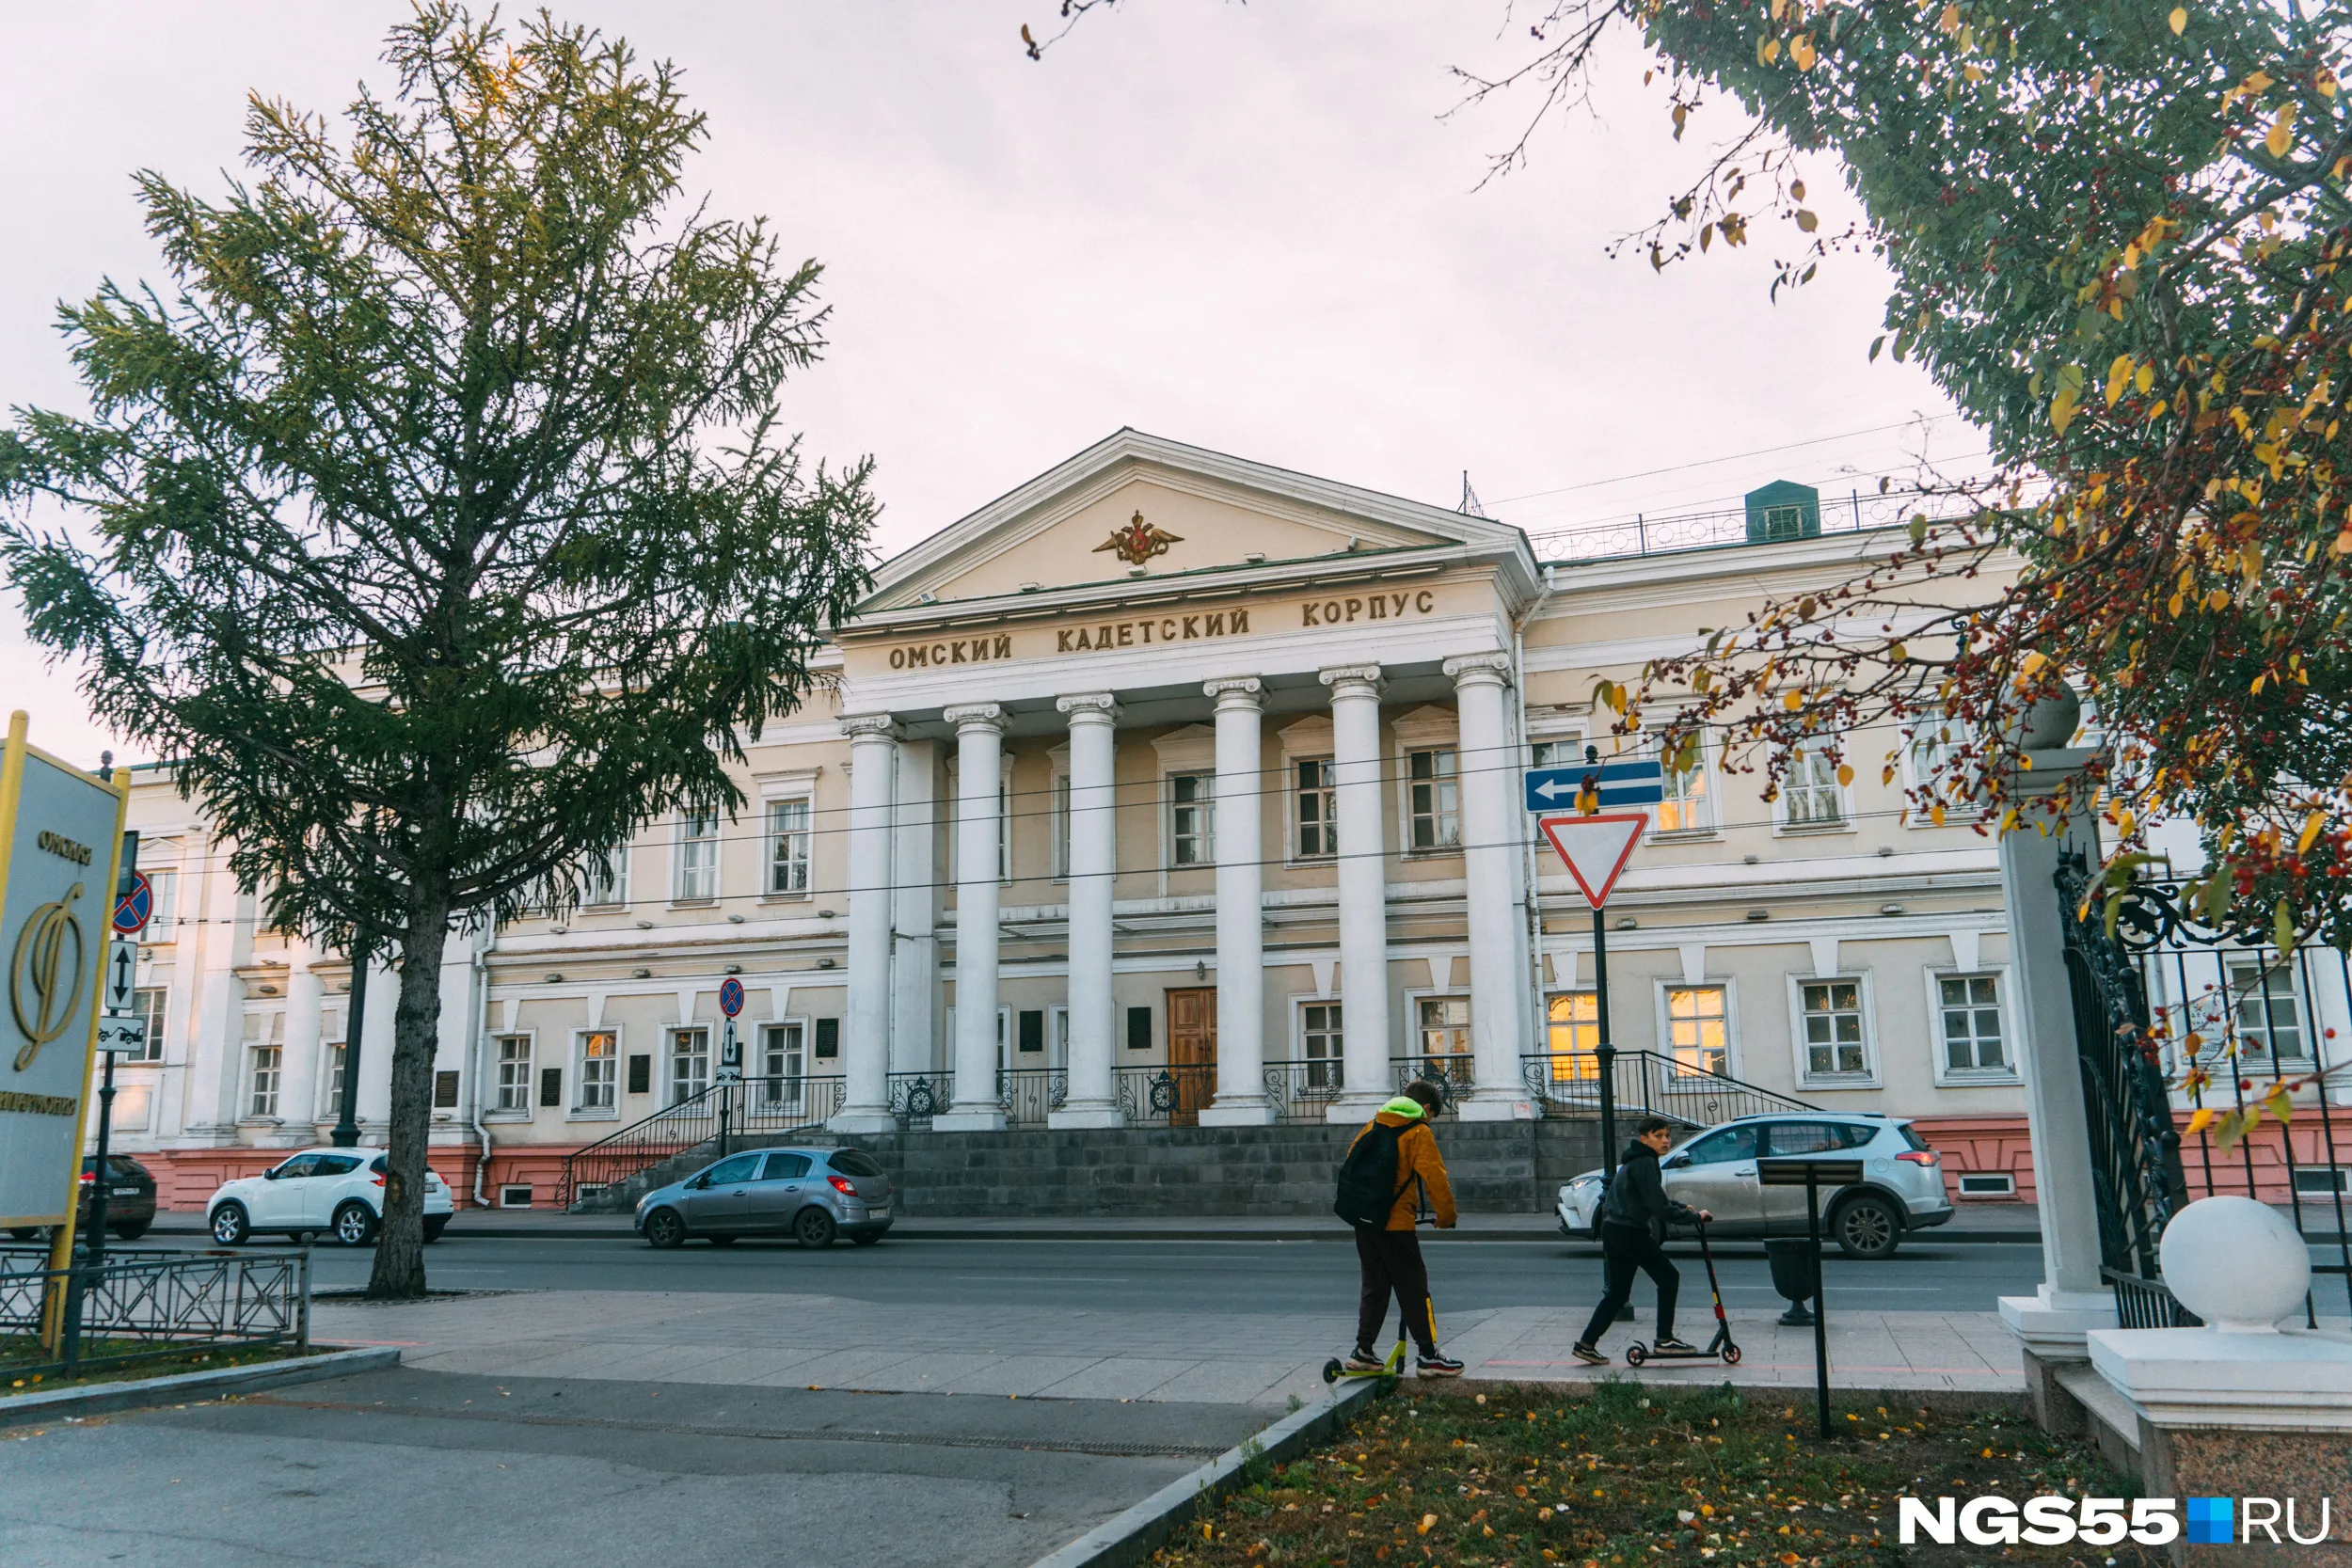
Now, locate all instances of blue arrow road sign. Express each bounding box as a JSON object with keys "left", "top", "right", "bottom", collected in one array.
[{"left": 1524, "top": 758, "right": 1665, "bottom": 813}]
